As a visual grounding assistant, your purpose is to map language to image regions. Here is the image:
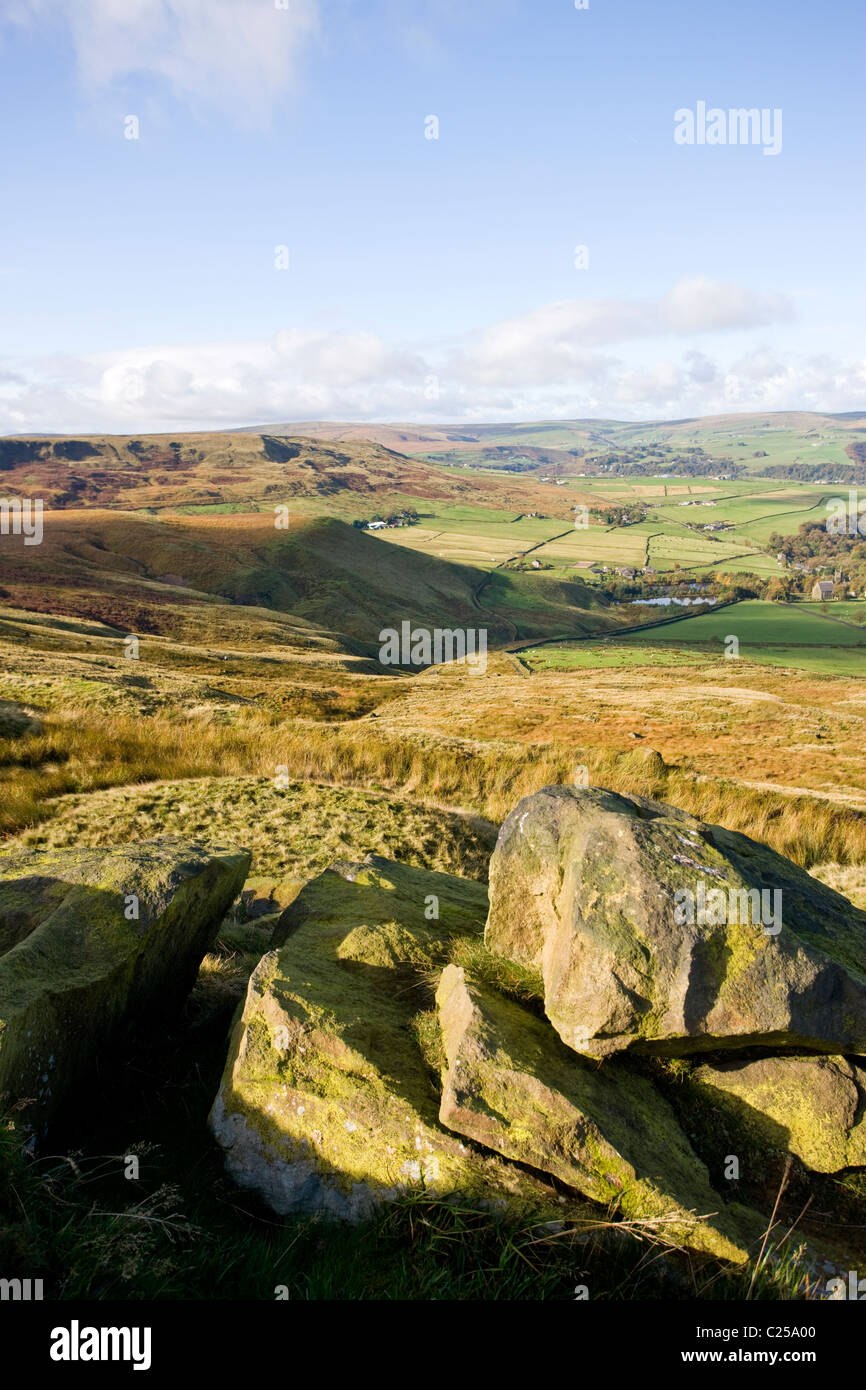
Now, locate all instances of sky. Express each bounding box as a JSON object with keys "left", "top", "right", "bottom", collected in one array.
[{"left": 0, "top": 0, "right": 863, "bottom": 433}]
